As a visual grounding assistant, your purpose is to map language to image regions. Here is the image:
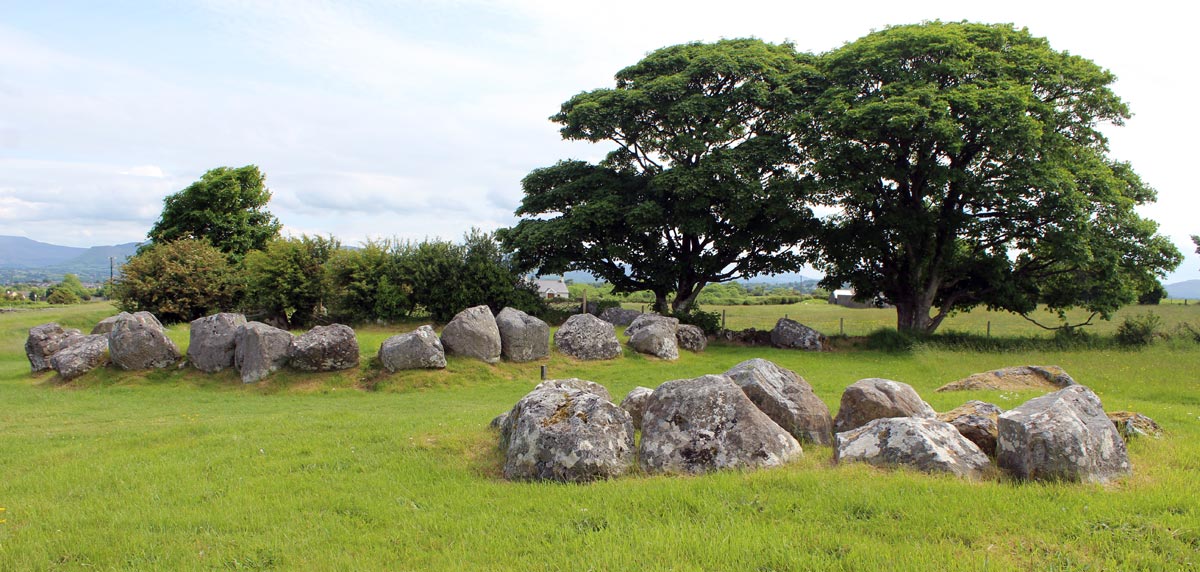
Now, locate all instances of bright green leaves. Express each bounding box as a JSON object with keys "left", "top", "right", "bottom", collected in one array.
[{"left": 148, "top": 165, "right": 282, "bottom": 260}]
